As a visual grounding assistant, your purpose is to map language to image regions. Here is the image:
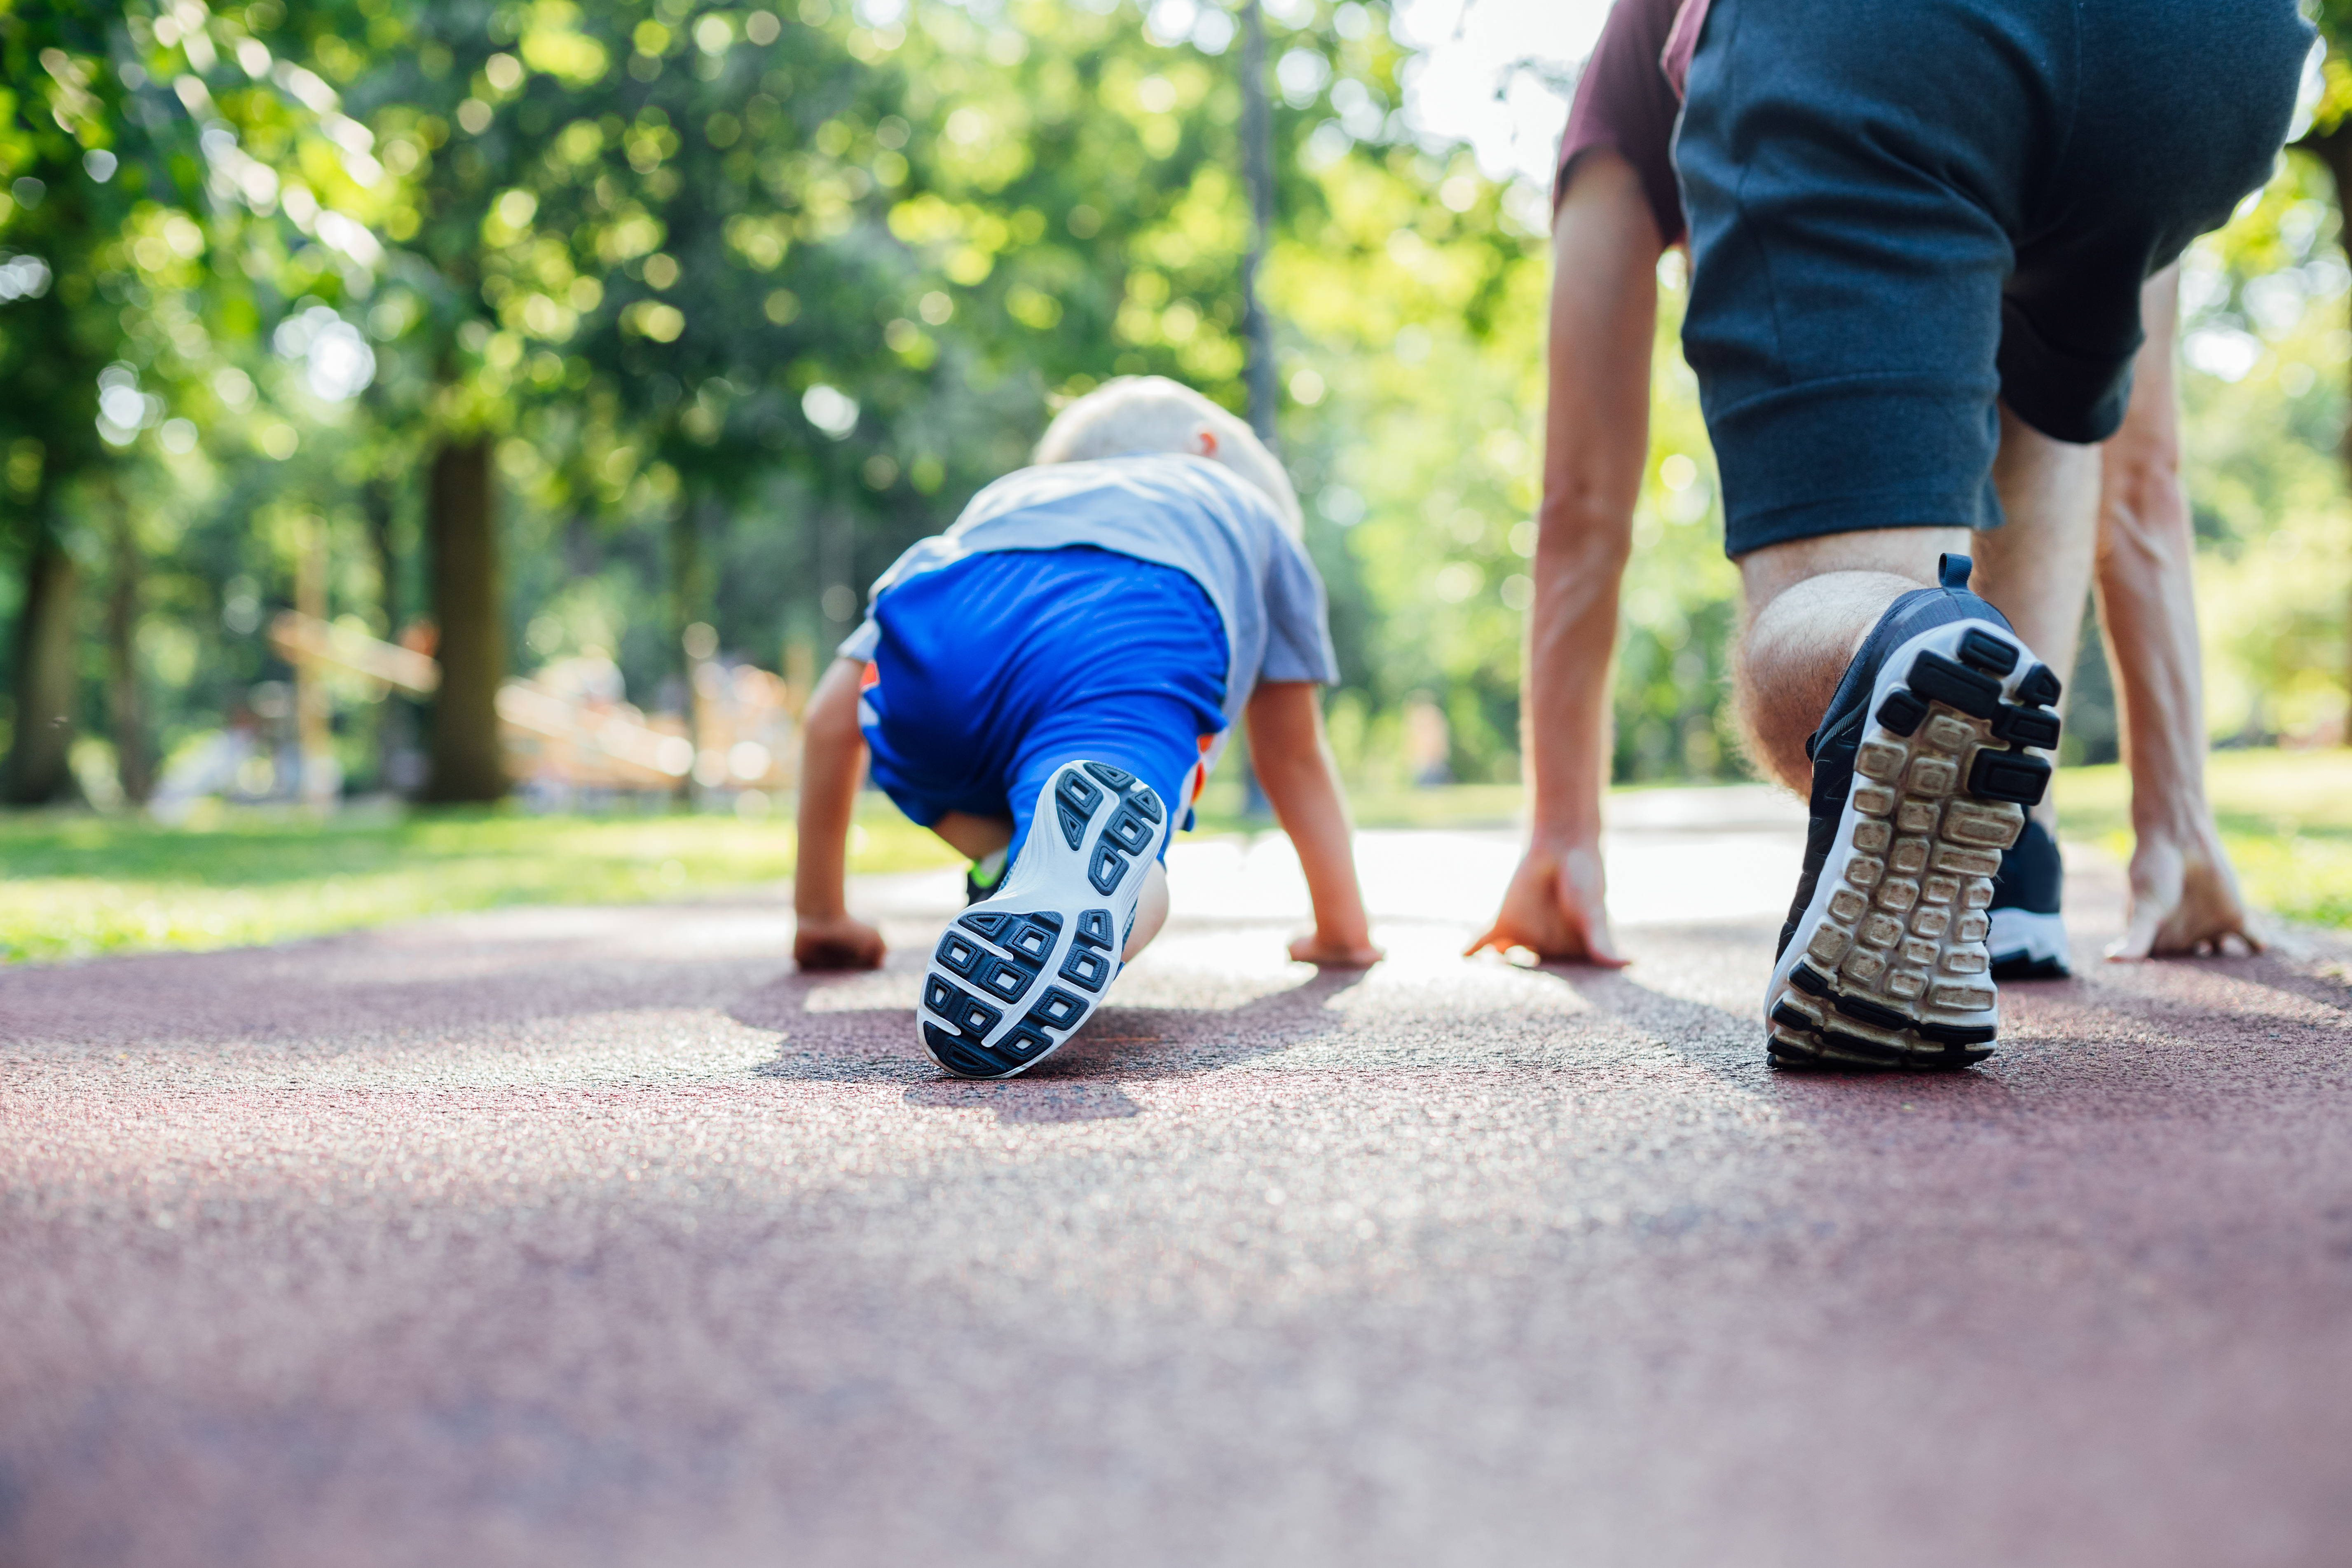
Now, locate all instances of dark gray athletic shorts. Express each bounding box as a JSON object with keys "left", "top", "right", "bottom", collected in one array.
[{"left": 1676, "top": 0, "right": 2311, "bottom": 556}]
